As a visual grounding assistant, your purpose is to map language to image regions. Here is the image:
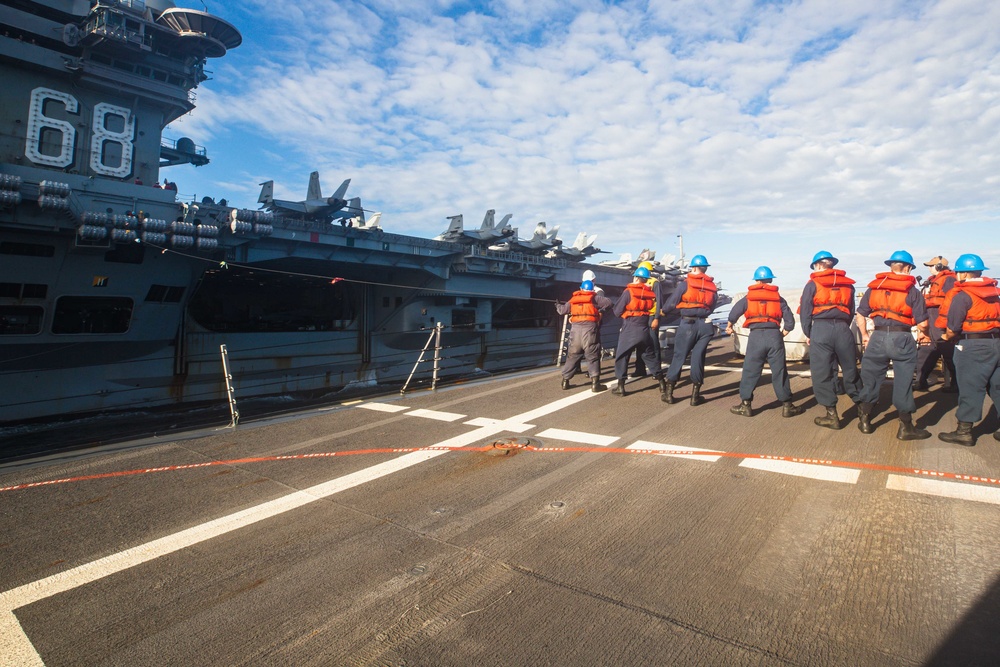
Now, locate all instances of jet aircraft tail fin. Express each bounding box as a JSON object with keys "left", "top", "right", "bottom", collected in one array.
[
  {"left": 480, "top": 209, "right": 495, "bottom": 231},
  {"left": 258, "top": 180, "right": 274, "bottom": 205},
  {"left": 330, "top": 178, "right": 351, "bottom": 202},
  {"left": 307, "top": 171, "right": 322, "bottom": 200}
]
